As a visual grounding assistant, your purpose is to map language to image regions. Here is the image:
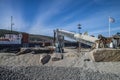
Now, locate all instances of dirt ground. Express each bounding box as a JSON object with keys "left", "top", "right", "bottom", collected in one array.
[{"left": 0, "top": 47, "right": 120, "bottom": 74}]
